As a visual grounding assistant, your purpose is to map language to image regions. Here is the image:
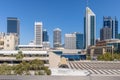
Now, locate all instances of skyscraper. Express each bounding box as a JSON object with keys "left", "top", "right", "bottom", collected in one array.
[
  {"left": 43, "top": 29, "right": 49, "bottom": 42},
  {"left": 53, "top": 28, "right": 61, "bottom": 48},
  {"left": 34, "top": 22, "right": 42, "bottom": 46},
  {"left": 7, "top": 17, "right": 20, "bottom": 44},
  {"left": 64, "top": 32, "right": 84, "bottom": 49},
  {"left": 103, "top": 16, "right": 118, "bottom": 39},
  {"left": 64, "top": 33, "right": 76, "bottom": 49},
  {"left": 75, "top": 32, "right": 84, "bottom": 49},
  {"left": 103, "top": 16, "right": 113, "bottom": 28},
  {"left": 114, "top": 17, "right": 118, "bottom": 39},
  {"left": 100, "top": 27, "right": 112, "bottom": 40},
  {"left": 118, "top": 33, "right": 120, "bottom": 39},
  {"left": 7, "top": 17, "right": 20, "bottom": 35},
  {"left": 84, "top": 7, "right": 96, "bottom": 49}
]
